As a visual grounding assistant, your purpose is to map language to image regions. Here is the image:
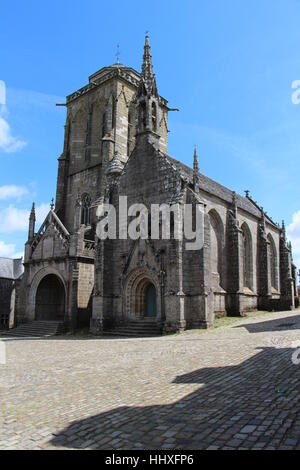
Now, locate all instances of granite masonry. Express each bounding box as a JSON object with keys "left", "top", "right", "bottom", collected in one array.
[{"left": 14, "top": 36, "right": 296, "bottom": 334}]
